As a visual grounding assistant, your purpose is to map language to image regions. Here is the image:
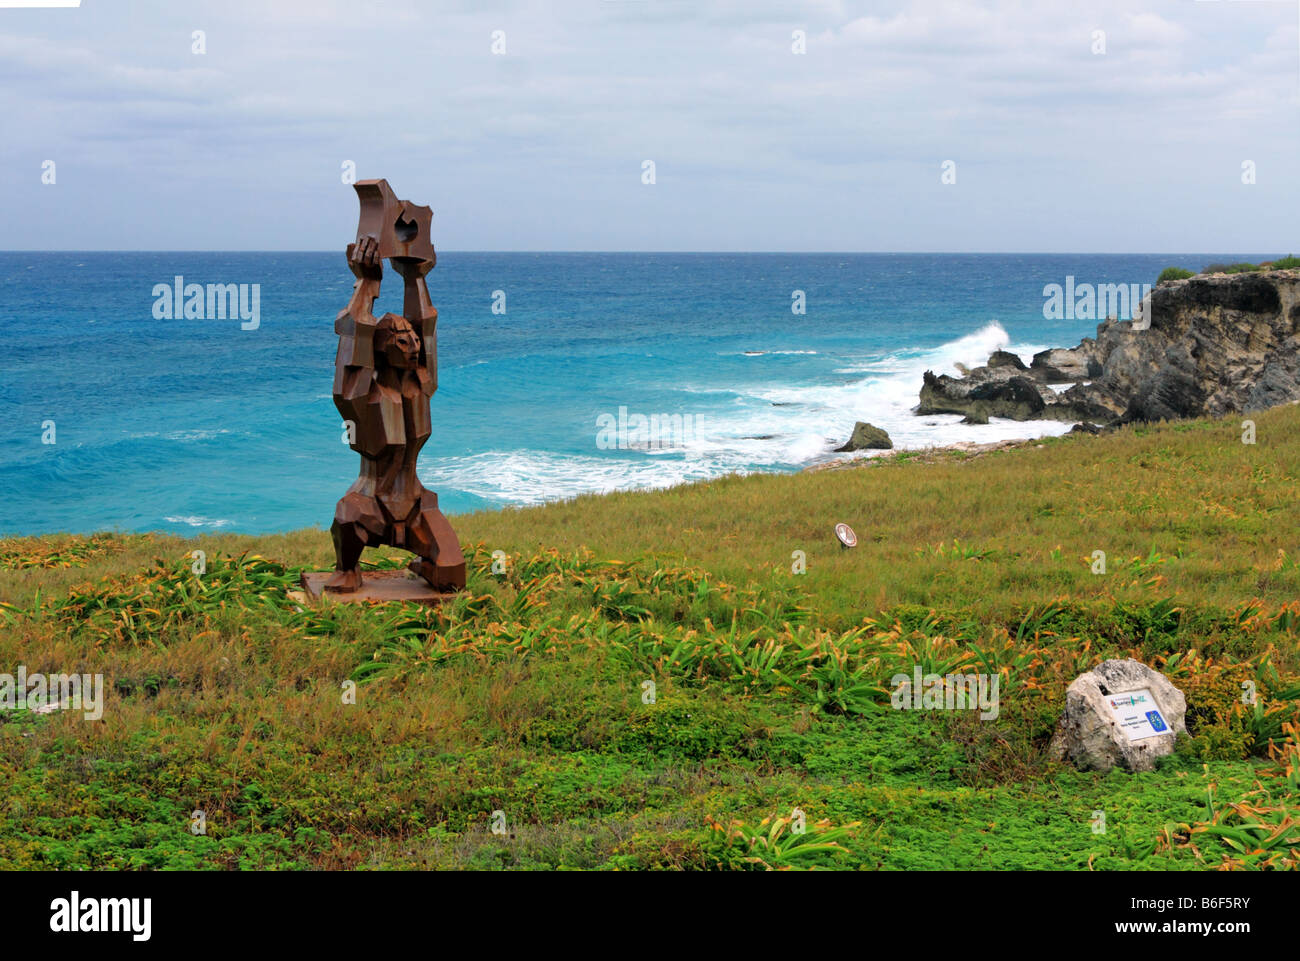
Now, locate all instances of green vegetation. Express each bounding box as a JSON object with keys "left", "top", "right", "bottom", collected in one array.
[
  {"left": 1201, "top": 262, "right": 1264, "bottom": 275},
  {"left": 2, "top": 404, "right": 1299, "bottom": 870},
  {"left": 1156, "top": 258, "right": 1300, "bottom": 284}
]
